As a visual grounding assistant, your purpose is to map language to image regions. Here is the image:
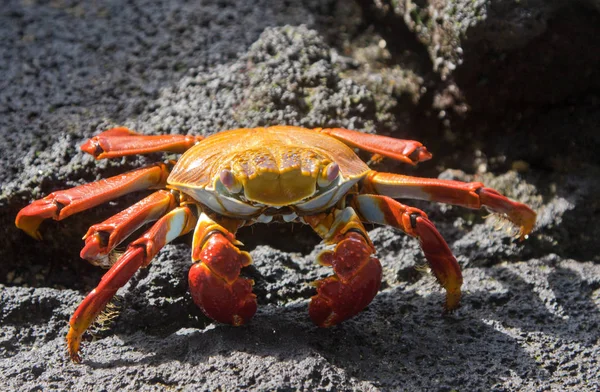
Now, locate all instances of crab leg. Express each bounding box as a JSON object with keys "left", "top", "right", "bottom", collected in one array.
[
  {"left": 304, "top": 207, "right": 383, "bottom": 327},
  {"left": 362, "top": 172, "right": 536, "bottom": 239},
  {"left": 15, "top": 162, "right": 171, "bottom": 240},
  {"left": 318, "top": 128, "right": 432, "bottom": 165},
  {"left": 81, "top": 127, "right": 203, "bottom": 159},
  {"left": 67, "top": 205, "right": 197, "bottom": 363},
  {"left": 351, "top": 194, "right": 462, "bottom": 311},
  {"left": 187, "top": 213, "right": 257, "bottom": 326},
  {"left": 80, "top": 190, "right": 178, "bottom": 267}
]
